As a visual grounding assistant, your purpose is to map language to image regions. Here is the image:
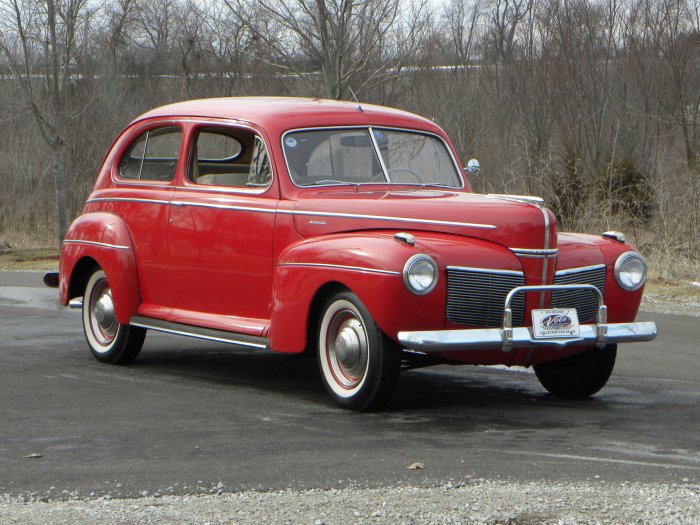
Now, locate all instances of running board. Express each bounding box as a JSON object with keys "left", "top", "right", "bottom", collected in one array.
[{"left": 129, "top": 316, "right": 269, "bottom": 350}]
